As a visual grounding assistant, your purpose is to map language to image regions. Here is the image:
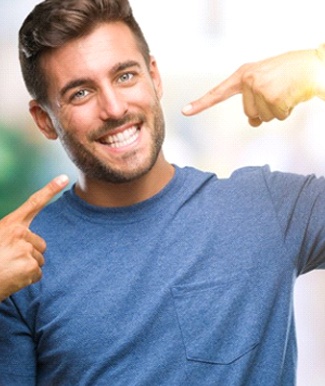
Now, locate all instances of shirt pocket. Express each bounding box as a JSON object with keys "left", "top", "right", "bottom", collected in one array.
[{"left": 171, "top": 270, "right": 261, "bottom": 365}]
